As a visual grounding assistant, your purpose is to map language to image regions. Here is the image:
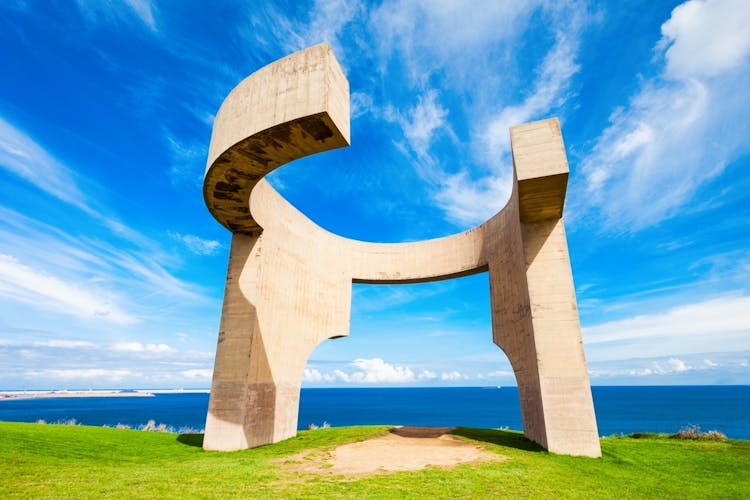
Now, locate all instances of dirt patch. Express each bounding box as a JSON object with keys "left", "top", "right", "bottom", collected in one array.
[{"left": 279, "top": 426, "right": 506, "bottom": 476}]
